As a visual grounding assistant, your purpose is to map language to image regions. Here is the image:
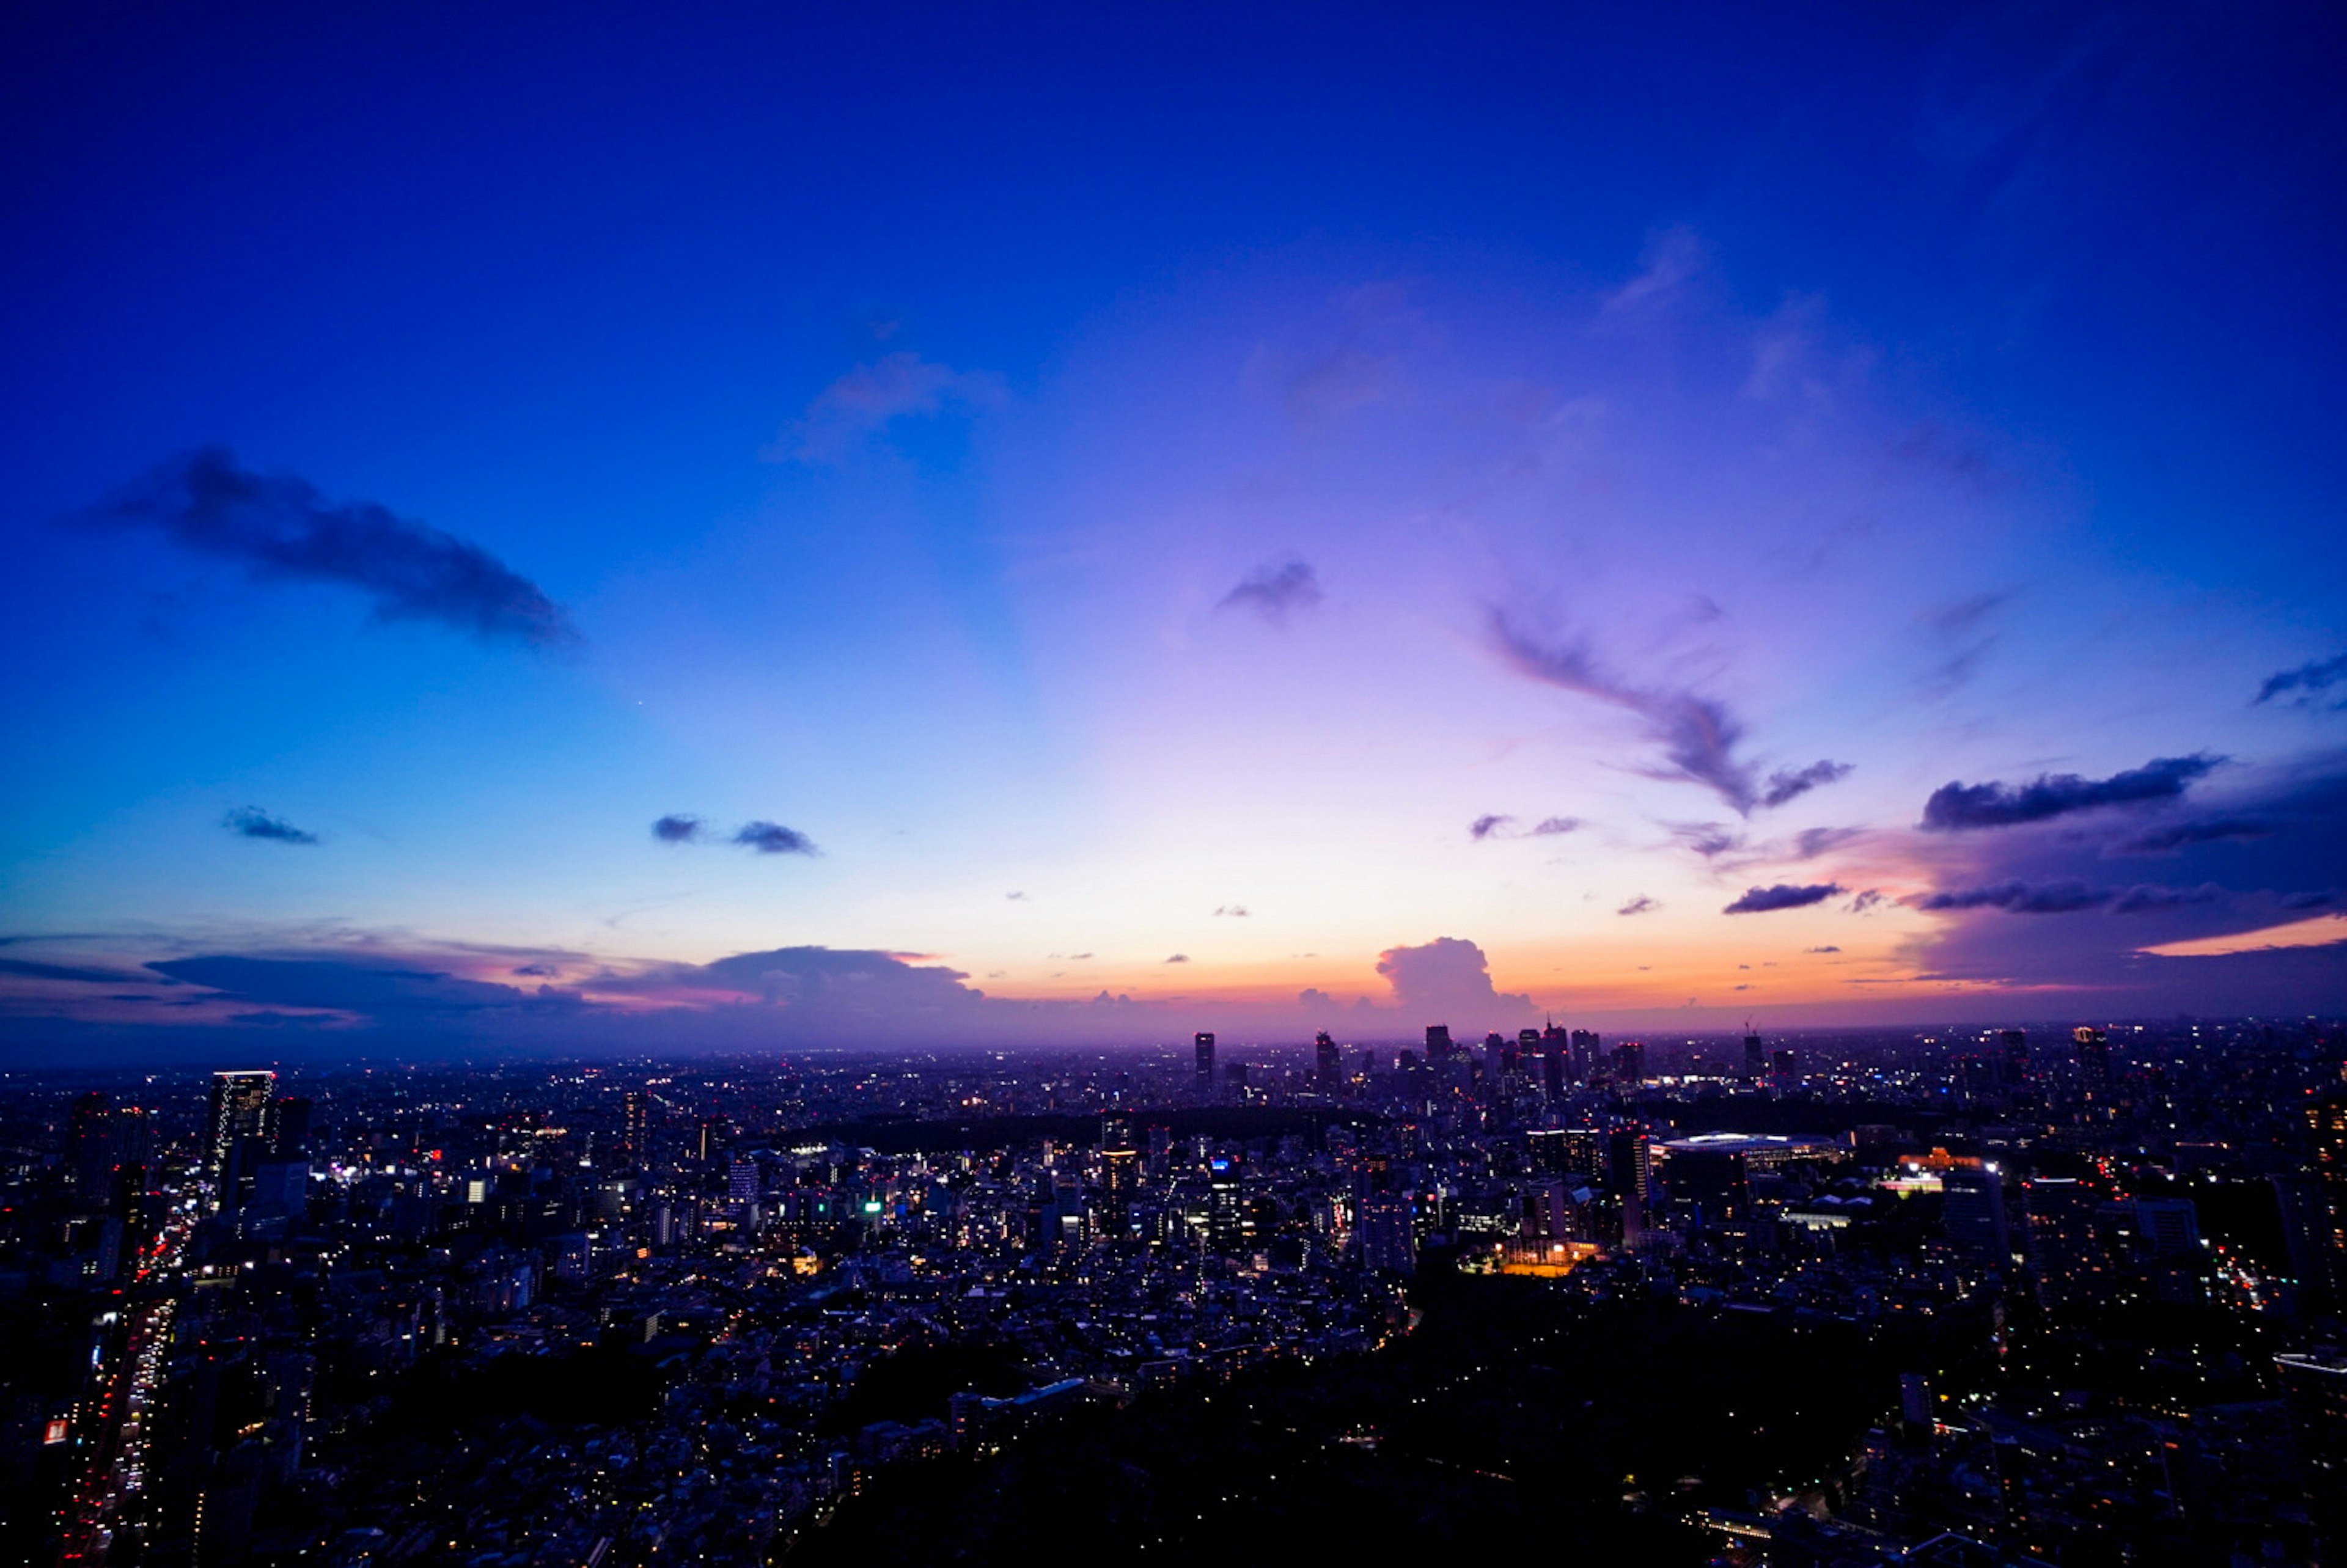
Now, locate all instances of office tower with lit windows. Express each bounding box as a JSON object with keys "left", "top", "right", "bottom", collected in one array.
[
  {"left": 67, "top": 1091, "right": 114, "bottom": 1197},
  {"left": 1100, "top": 1116, "right": 1137, "bottom": 1201},
  {"left": 1771, "top": 1048, "right": 1796, "bottom": 1088},
  {"left": 623, "top": 1090, "right": 649, "bottom": 1168},
  {"left": 1942, "top": 1165, "right": 2011, "bottom": 1265},
  {"left": 205, "top": 1070, "right": 276, "bottom": 1209},
  {"left": 1194, "top": 1032, "right": 1216, "bottom": 1101},
  {"left": 1514, "top": 1028, "right": 1539, "bottom": 1077},
  {"left": 2026, "top": 1176, "right": 2112, "bottom": 1314},
  {"left": 1314, "top": 1031, "right": 1340, "bottom": 1088},
  {"left": 1529, "top": 1127, "right": 1603, "bottom": 1182},
  {"left": 2074, "top": 1026, "right": 2112, "bottom": 1093},
  {"left": 1612, "top": 1040, "right": 1645, "bottom": 1085},
  {"left": 1569, "top": 1028, "right": 1600, "bottom": 1081},
  {"left": 2277, "top": 1349, "right": 2347, "bottom": 1558}
]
